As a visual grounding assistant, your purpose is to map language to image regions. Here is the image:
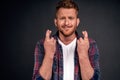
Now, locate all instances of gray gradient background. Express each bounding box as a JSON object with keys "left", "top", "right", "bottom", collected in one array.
[{"left": 1, "top": 0, "right": 120, "bottom": 80}]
